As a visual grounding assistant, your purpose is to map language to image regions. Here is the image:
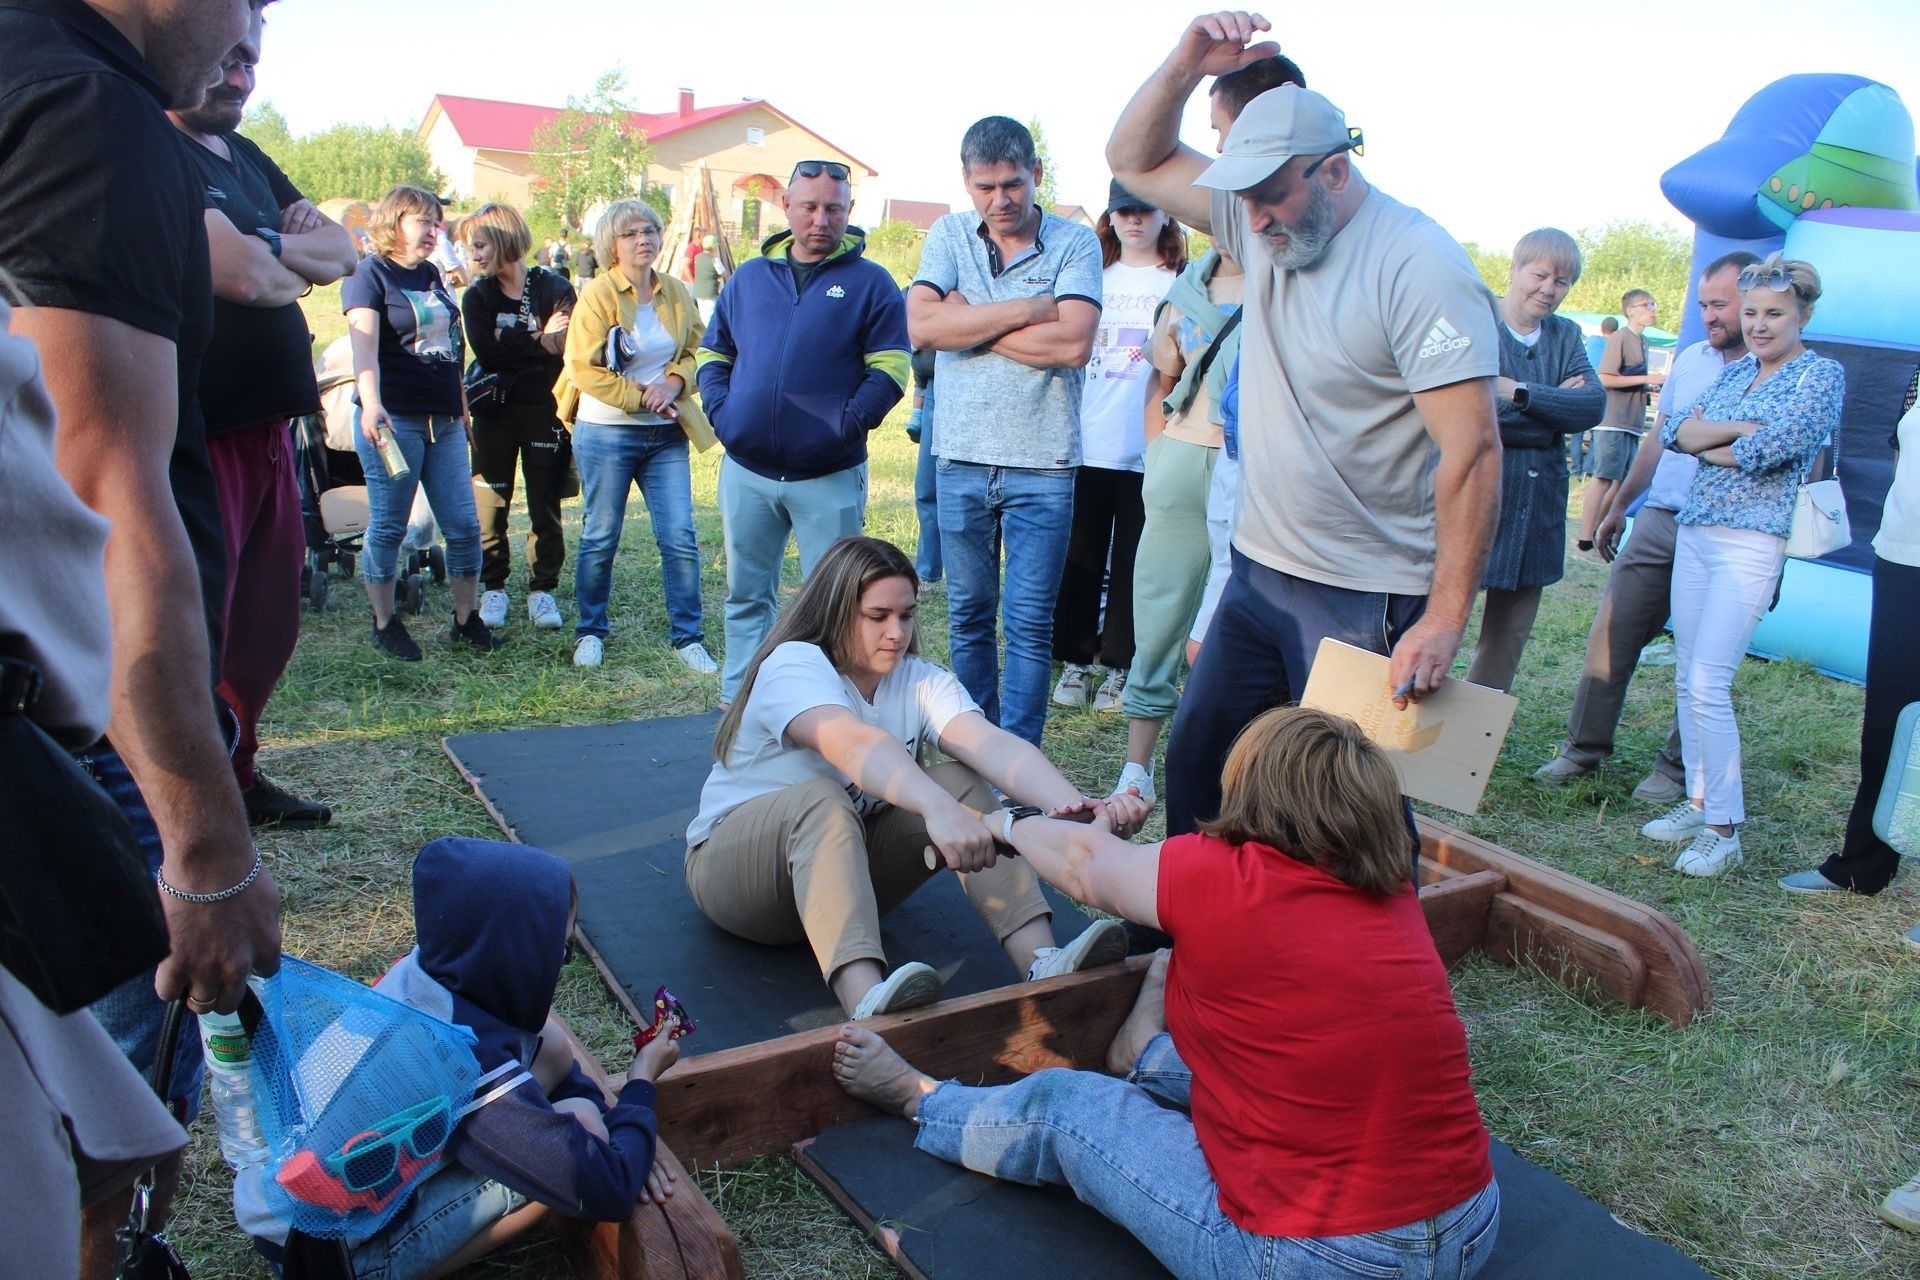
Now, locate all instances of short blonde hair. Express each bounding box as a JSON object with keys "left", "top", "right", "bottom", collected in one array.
[
  {"left": 463, "top": 202, "right": 532, "bottom": 266},
  {"left": 594, "top": 199, "right": 663, "bottom": 272},
  {"left": 1201, "top": 706, "right": 1412, "bottom": 897},
  {"left": 368, "top": 185, "right": 443, "bottom": 258},
  {"left": 1741, "top": 251, "right": 1823, "bottom": 317},
  {"left": 1511, "top": 227, "right": 1581, "bottom": 283}
]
